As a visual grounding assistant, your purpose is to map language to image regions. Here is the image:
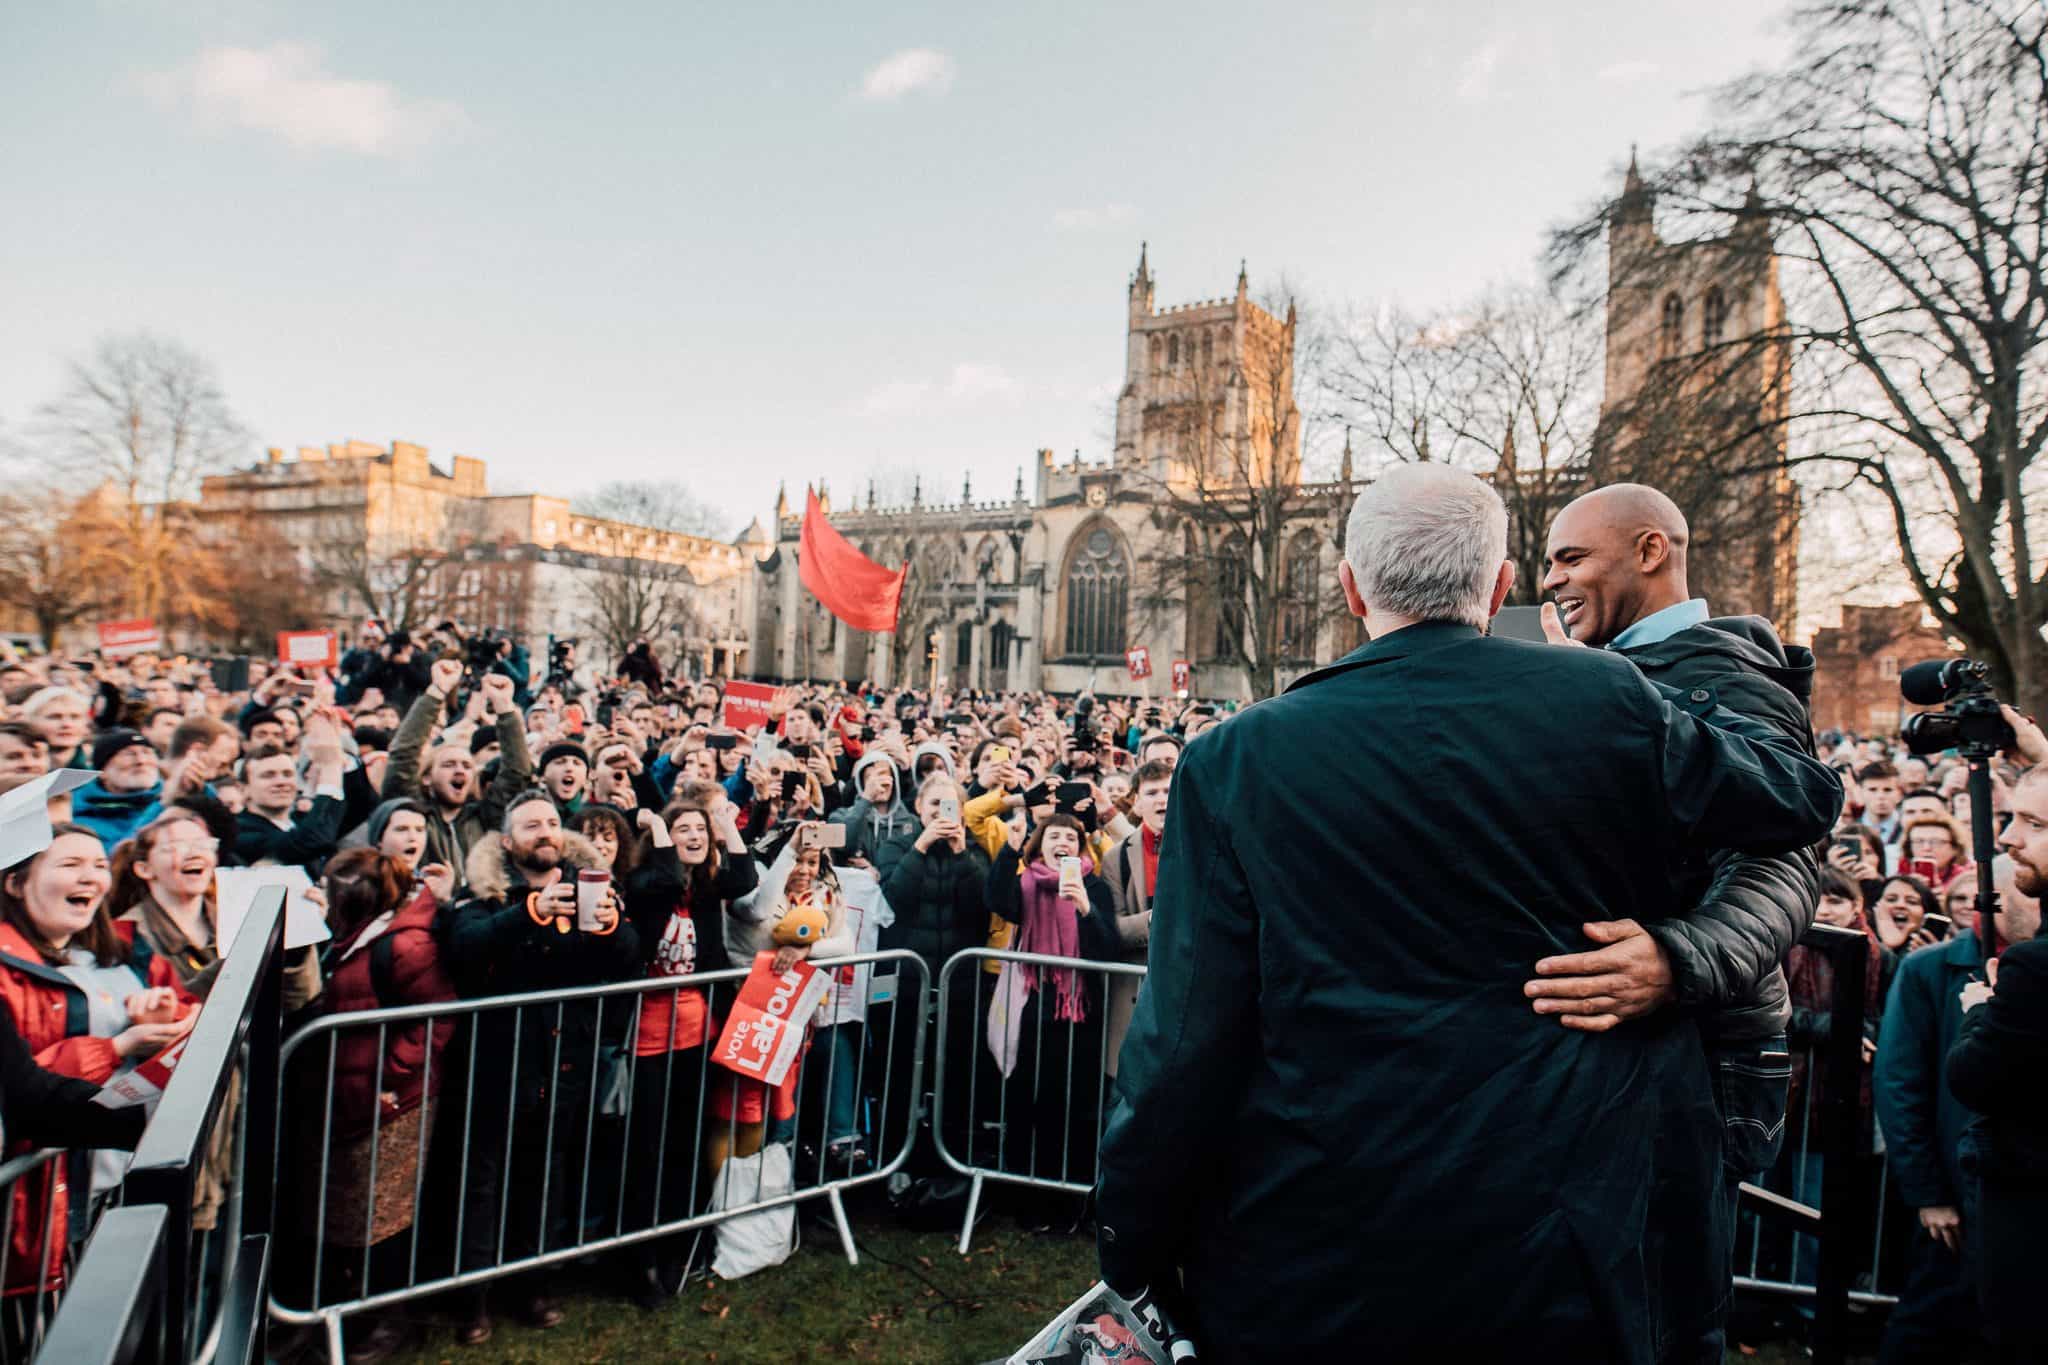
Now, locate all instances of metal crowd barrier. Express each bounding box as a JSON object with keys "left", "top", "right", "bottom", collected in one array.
[
  {"left": 31, "top": 1206, "right": 169, "bottom": 1365},
  {"left": 929, "top": 949, "right": 1146, "bottom": 1256},
  {"left": 266, "top": 950, "right": 929, "bottom": 1362},
  {"left": 0, "top": 1149, "right": 80, "bottom": 1363}
]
